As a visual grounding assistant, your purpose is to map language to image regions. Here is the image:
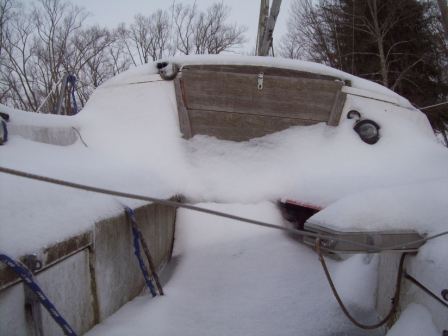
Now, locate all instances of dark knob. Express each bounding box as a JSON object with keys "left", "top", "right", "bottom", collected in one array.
[{"left": 442, "top": 289, "right": 448, "bottom": 302}]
